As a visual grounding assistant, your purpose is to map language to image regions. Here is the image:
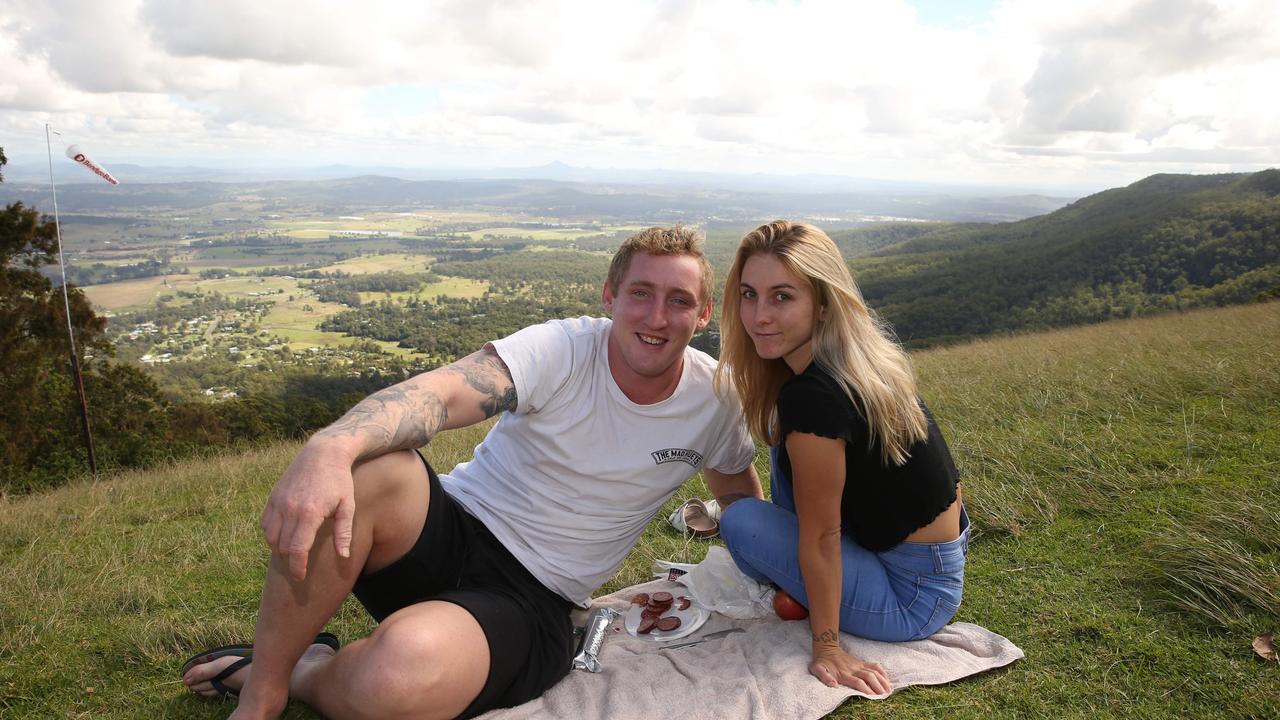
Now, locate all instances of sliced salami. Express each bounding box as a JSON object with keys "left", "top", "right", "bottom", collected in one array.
[{"left": 655, "top": 616, "right": 682, "bottom": 632}]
